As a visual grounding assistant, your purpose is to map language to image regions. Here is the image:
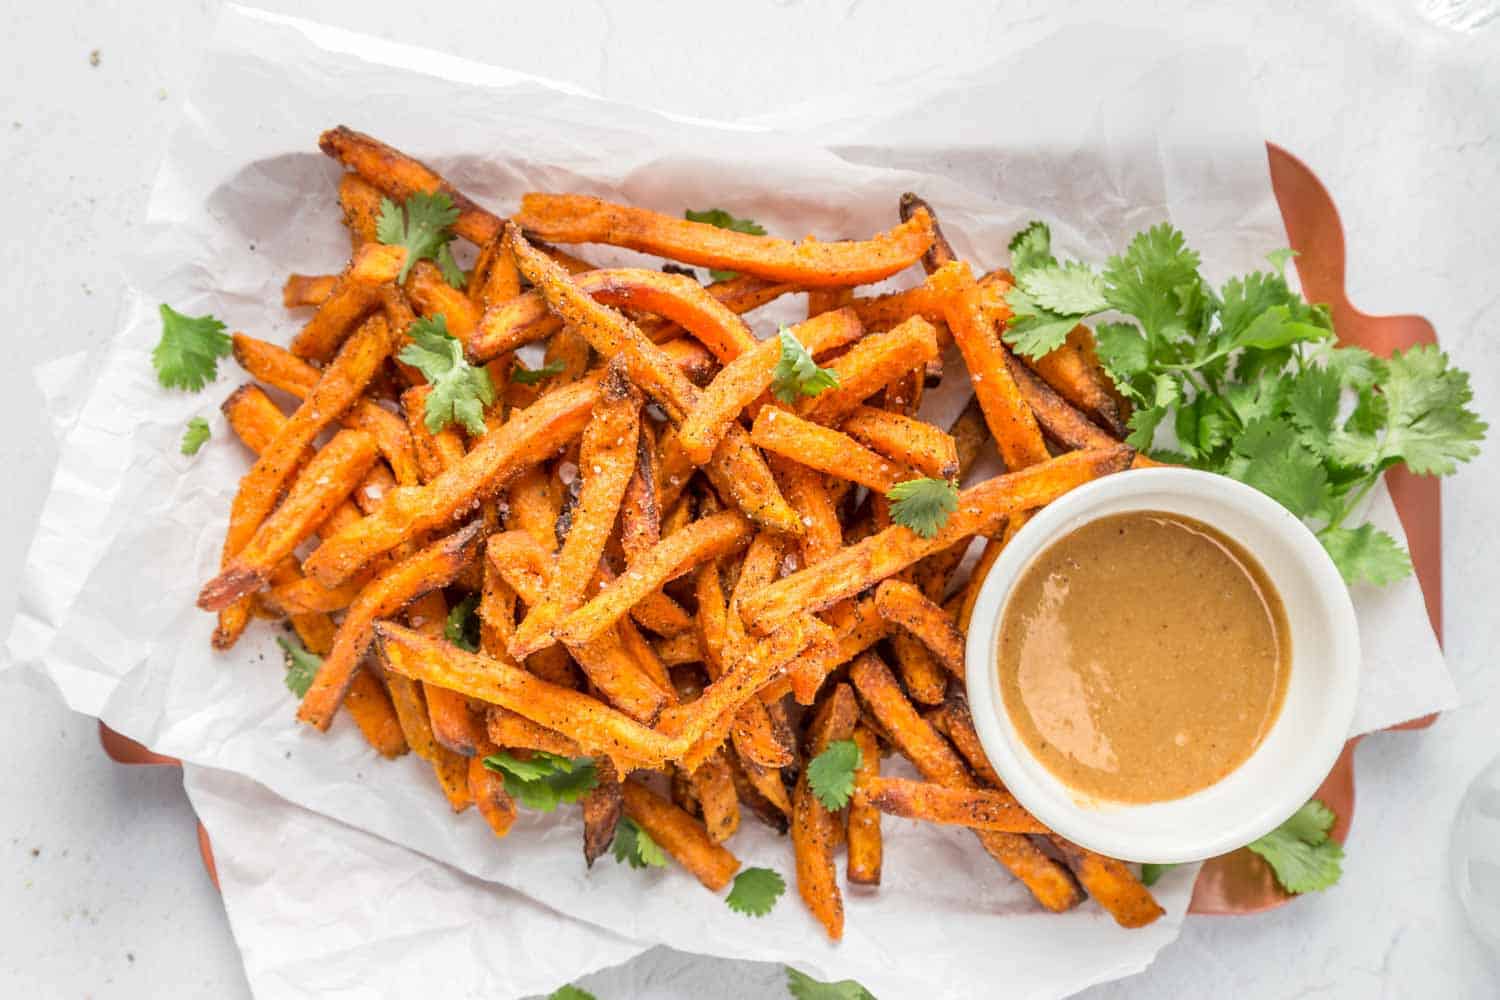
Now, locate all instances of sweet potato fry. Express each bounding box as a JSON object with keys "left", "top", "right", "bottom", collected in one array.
[
  {"left": 512, "top": 363, "right": 641, "bottom": 657},
  {"left": 619, "top": 779, "right": 741, "bottom": 891},
  {"left": 553, "top": 510, "right": 752, "bottom": 650},
  {"left": 676, "top": 308, "right": 863, "bottom": 464},
  {"left": 432, "top": 744, "right": 473, "bottom": 812},
  {"left": 620, "top": 420, "right": 661, "bottom": 561},
  {"left": 338, "top": 172, "right": 385, "bottom": 248},
  {"left": 875, "top": 579, "right": 966, "bottom": 680},
  {"left": 283, "top": 273, "right": 338, "bottom": 308},
  {"left": 931, "top": 262, "right": 1049, "bottom": 471},
  {"left": 485, "top": 705, "right": 583, "bottom": 757},
  {"left": 846, "top": 725, "right": 882, "bottom": 885},
  {"left": 688, "top": 747, "right": 741, "bottom": 843},
  {"left": 1024, "top": 327, "right": 1128, "bottom": 437},
  {"left": 343, "top": 669, "right": 409, "bottom": 758},
  {"left": 405, "top": 590, "right": 487, "bottom": 758},
  {"left": 655, "top": 631, "right": 703, "bottom": 667},
  {"left": 695, "top": 560, "right": 793, "bottom": 770},
  {"left": 888, "top": 628, "right": 948, "bottom": 707},
  {"left": 582, "top": 757, "right": 623, "bottom": 866},
  {"left": 769, "top": 455, "right": 842, "bottom": 567},
  {"left": 741, "top": 447, "right": 1132, "bottom": 630},
  {"left": 305, "top": 377, "right": 599, "bottom": 586},
  {"left": 1048, "top": 838, "right": 1165, "bottom": 929},
  {"left": 213, "top": 314, "right": 395, "bottom": 648},
  {"left": 374, "top": 623, "right": 677, "bottom": 768},
  {"left": 793, "top": 682, "right": 859, "bottom": 940},
  {"left": 296, "top": 523, "right": 482, "bottom": 731},
  {"left": 509, "top": 230, "right": 801, "bottom": 534},
  {"left": 290, "top": 242, "right": 406, "bottom": 361},
  {"left": 727, "top": 753, "right": 790, "bottom": 830},
  {"left": 406, "top": 259, "right": 481, "bottom": 339},
  {"left": 1006, "top": 352, "right": 1117, "bottom": 451},
  {"left": 470, "top": 235, "right": 521, "bottom": 307},
  {"left": 898, "top": 192, "right": 958, "bottom": 273},
  {"left": 319, "top": 126, "right": 503, "bottom": 246},
  {"left": 847, "top": 282, "right": 949, "bottom": 332},
  {"left": 469, "top": 751, "right": 518, "bottom": 838},
  {"left": 841, "top": 406, "right": 959, "bottom": 480},
  {"left": 862, "top": 776, "right": 1044, "bottom": 832},
  {"left": 514, "top": 193, "right": 934, "bottom": 287},
  {"left": 800, "top": 316, "right": 940, "bottom": 425},
  {"left": 958, "top": 536, "right": 1004, "bottom": 634},
  {"left": 751, "top": 408, "right": 903, "bottom": 494},
  {"left": 929, "top": 696, "right": 1004, "bottom": 789},
  {"left": 199, "top": 429, "right": 379, "bottom": 609}
]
